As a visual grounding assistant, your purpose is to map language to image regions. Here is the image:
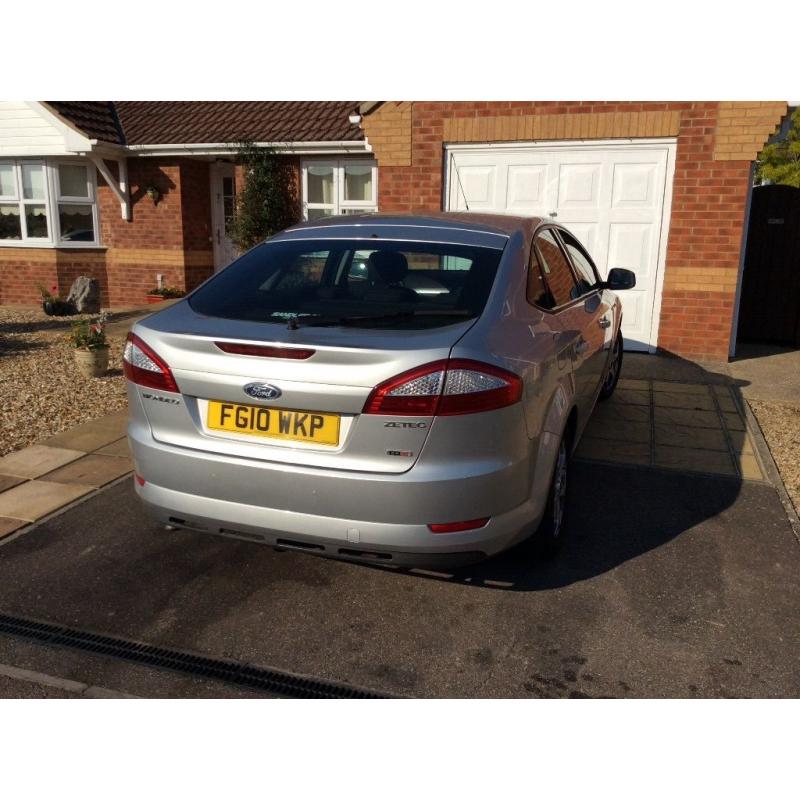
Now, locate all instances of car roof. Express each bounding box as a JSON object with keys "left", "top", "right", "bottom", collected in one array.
[{"left": 273, "top": 212, "right": 544, "bottom": 247}]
